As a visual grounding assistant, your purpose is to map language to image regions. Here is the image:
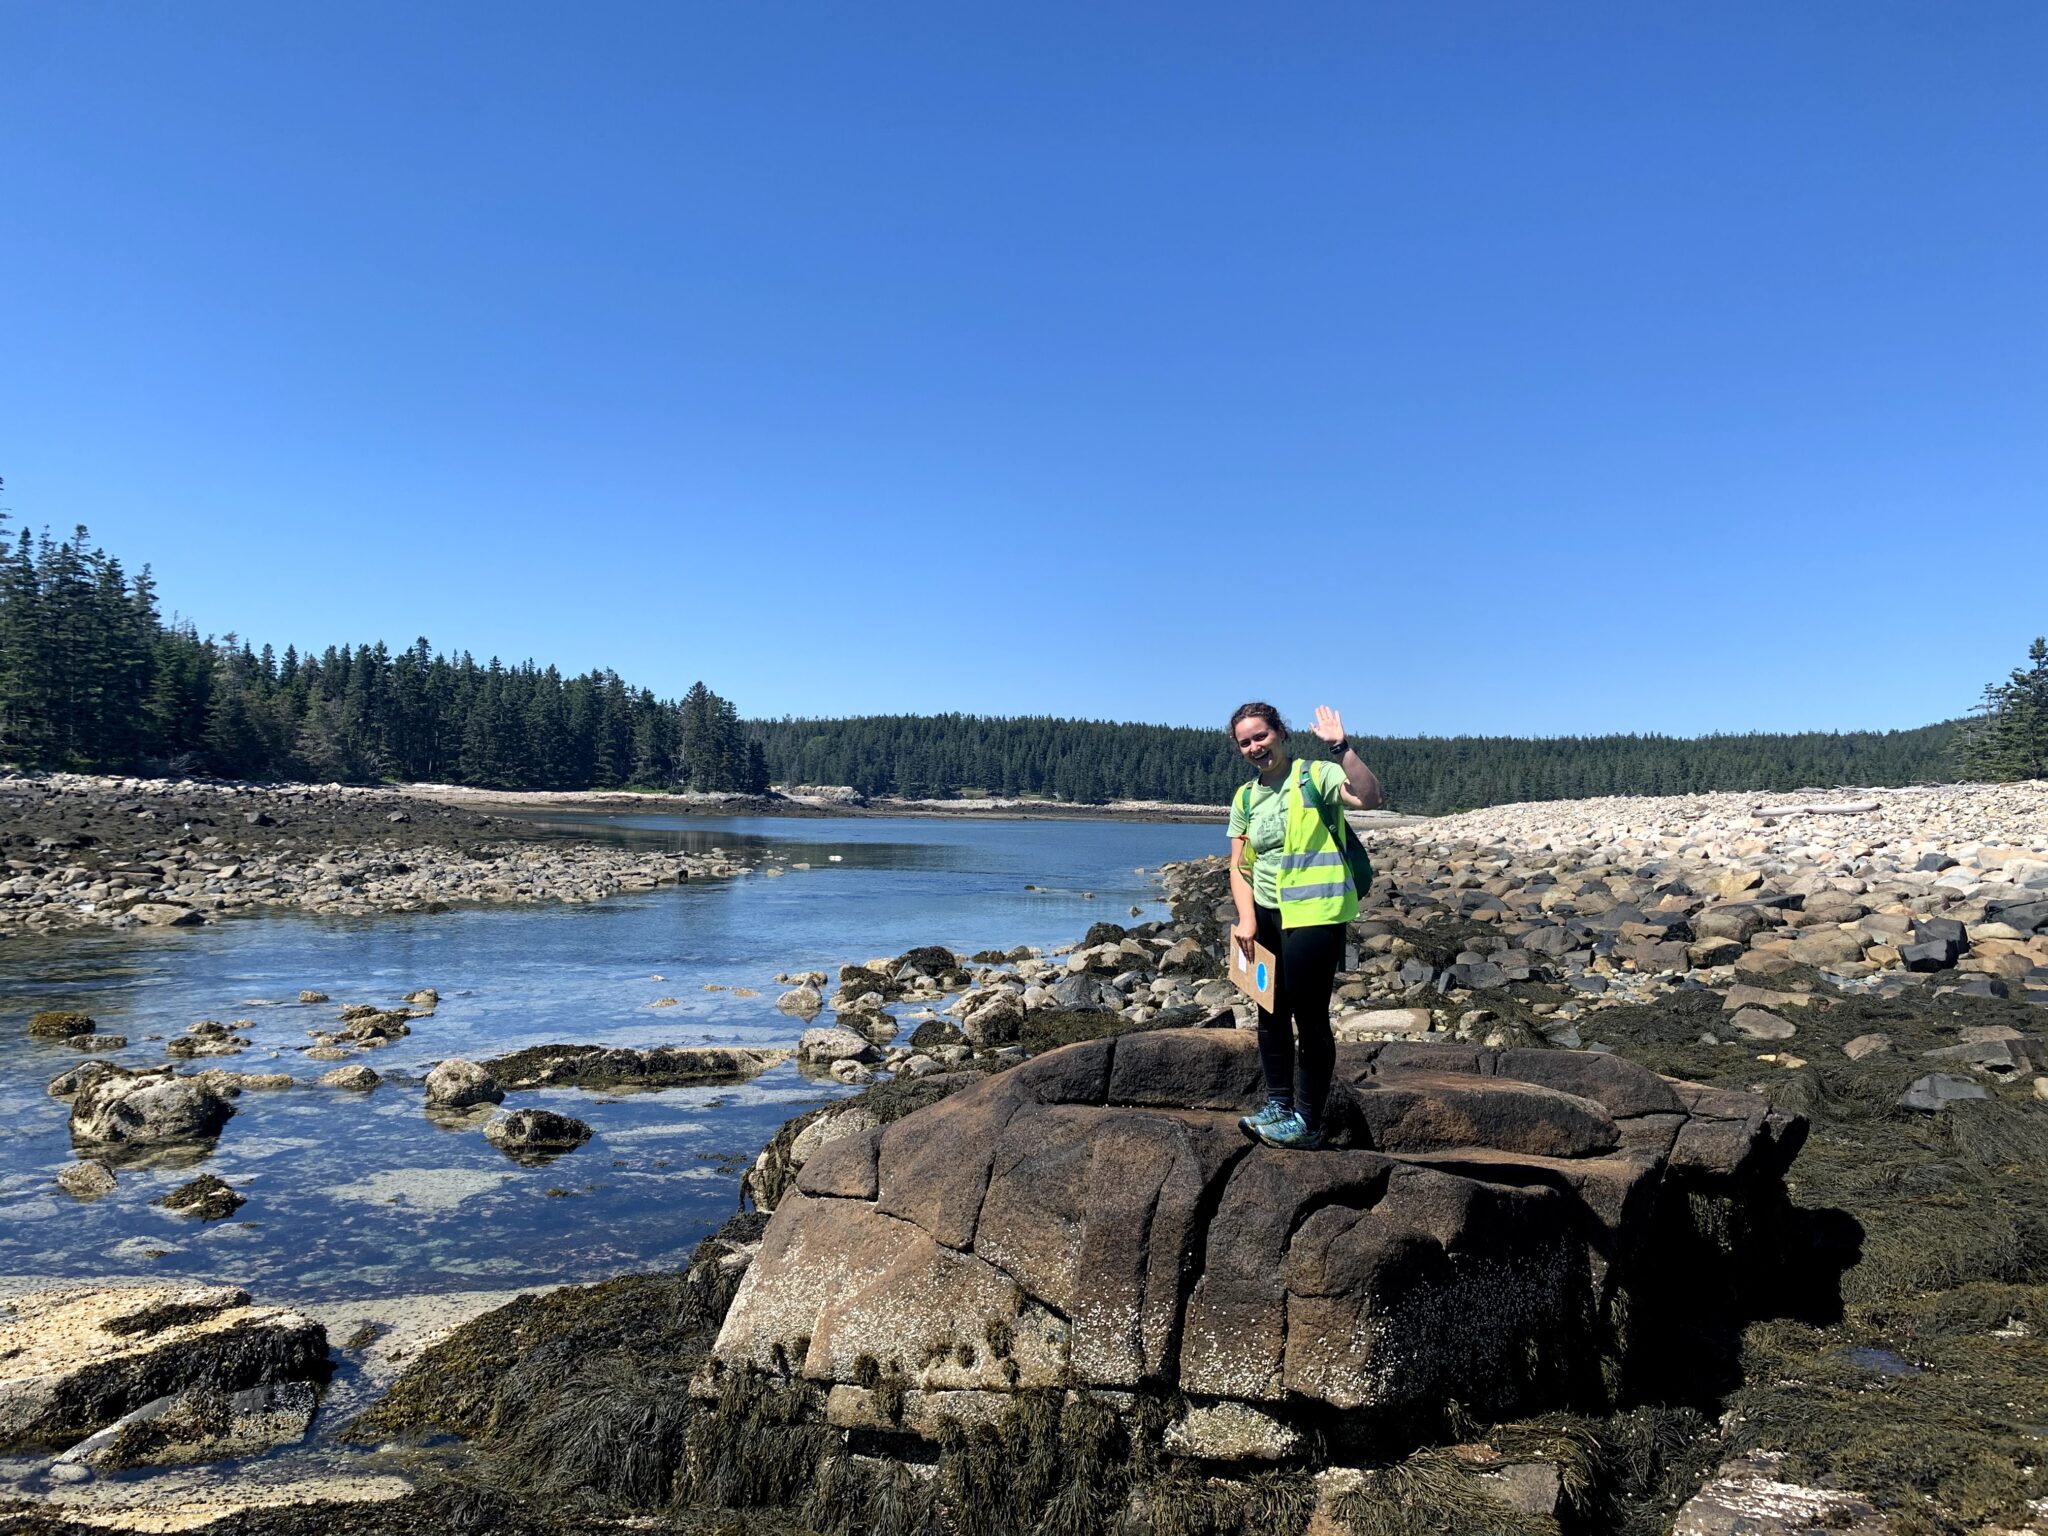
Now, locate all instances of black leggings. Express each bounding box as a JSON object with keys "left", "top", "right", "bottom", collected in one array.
[{"left": 1252, "top": 903, "right": 1344, "bottom": 1131}]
